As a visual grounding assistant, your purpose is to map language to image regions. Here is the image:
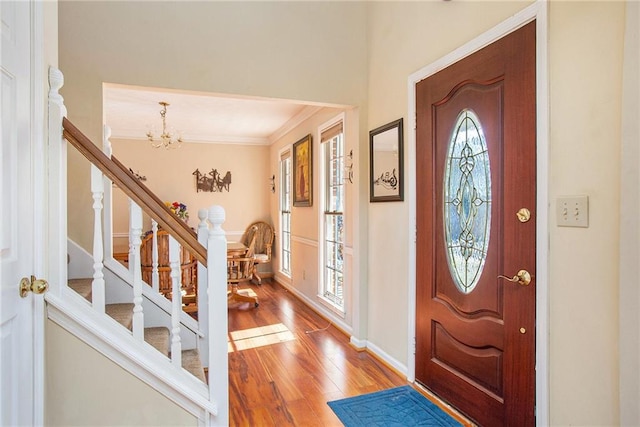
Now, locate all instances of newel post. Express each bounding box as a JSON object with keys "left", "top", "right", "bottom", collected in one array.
[
  {"left": 207, "top": 205, "right": 228, "bottom": 426},
  {"left": 47, "top": 67, "right": 68, "bottom": 297}
]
